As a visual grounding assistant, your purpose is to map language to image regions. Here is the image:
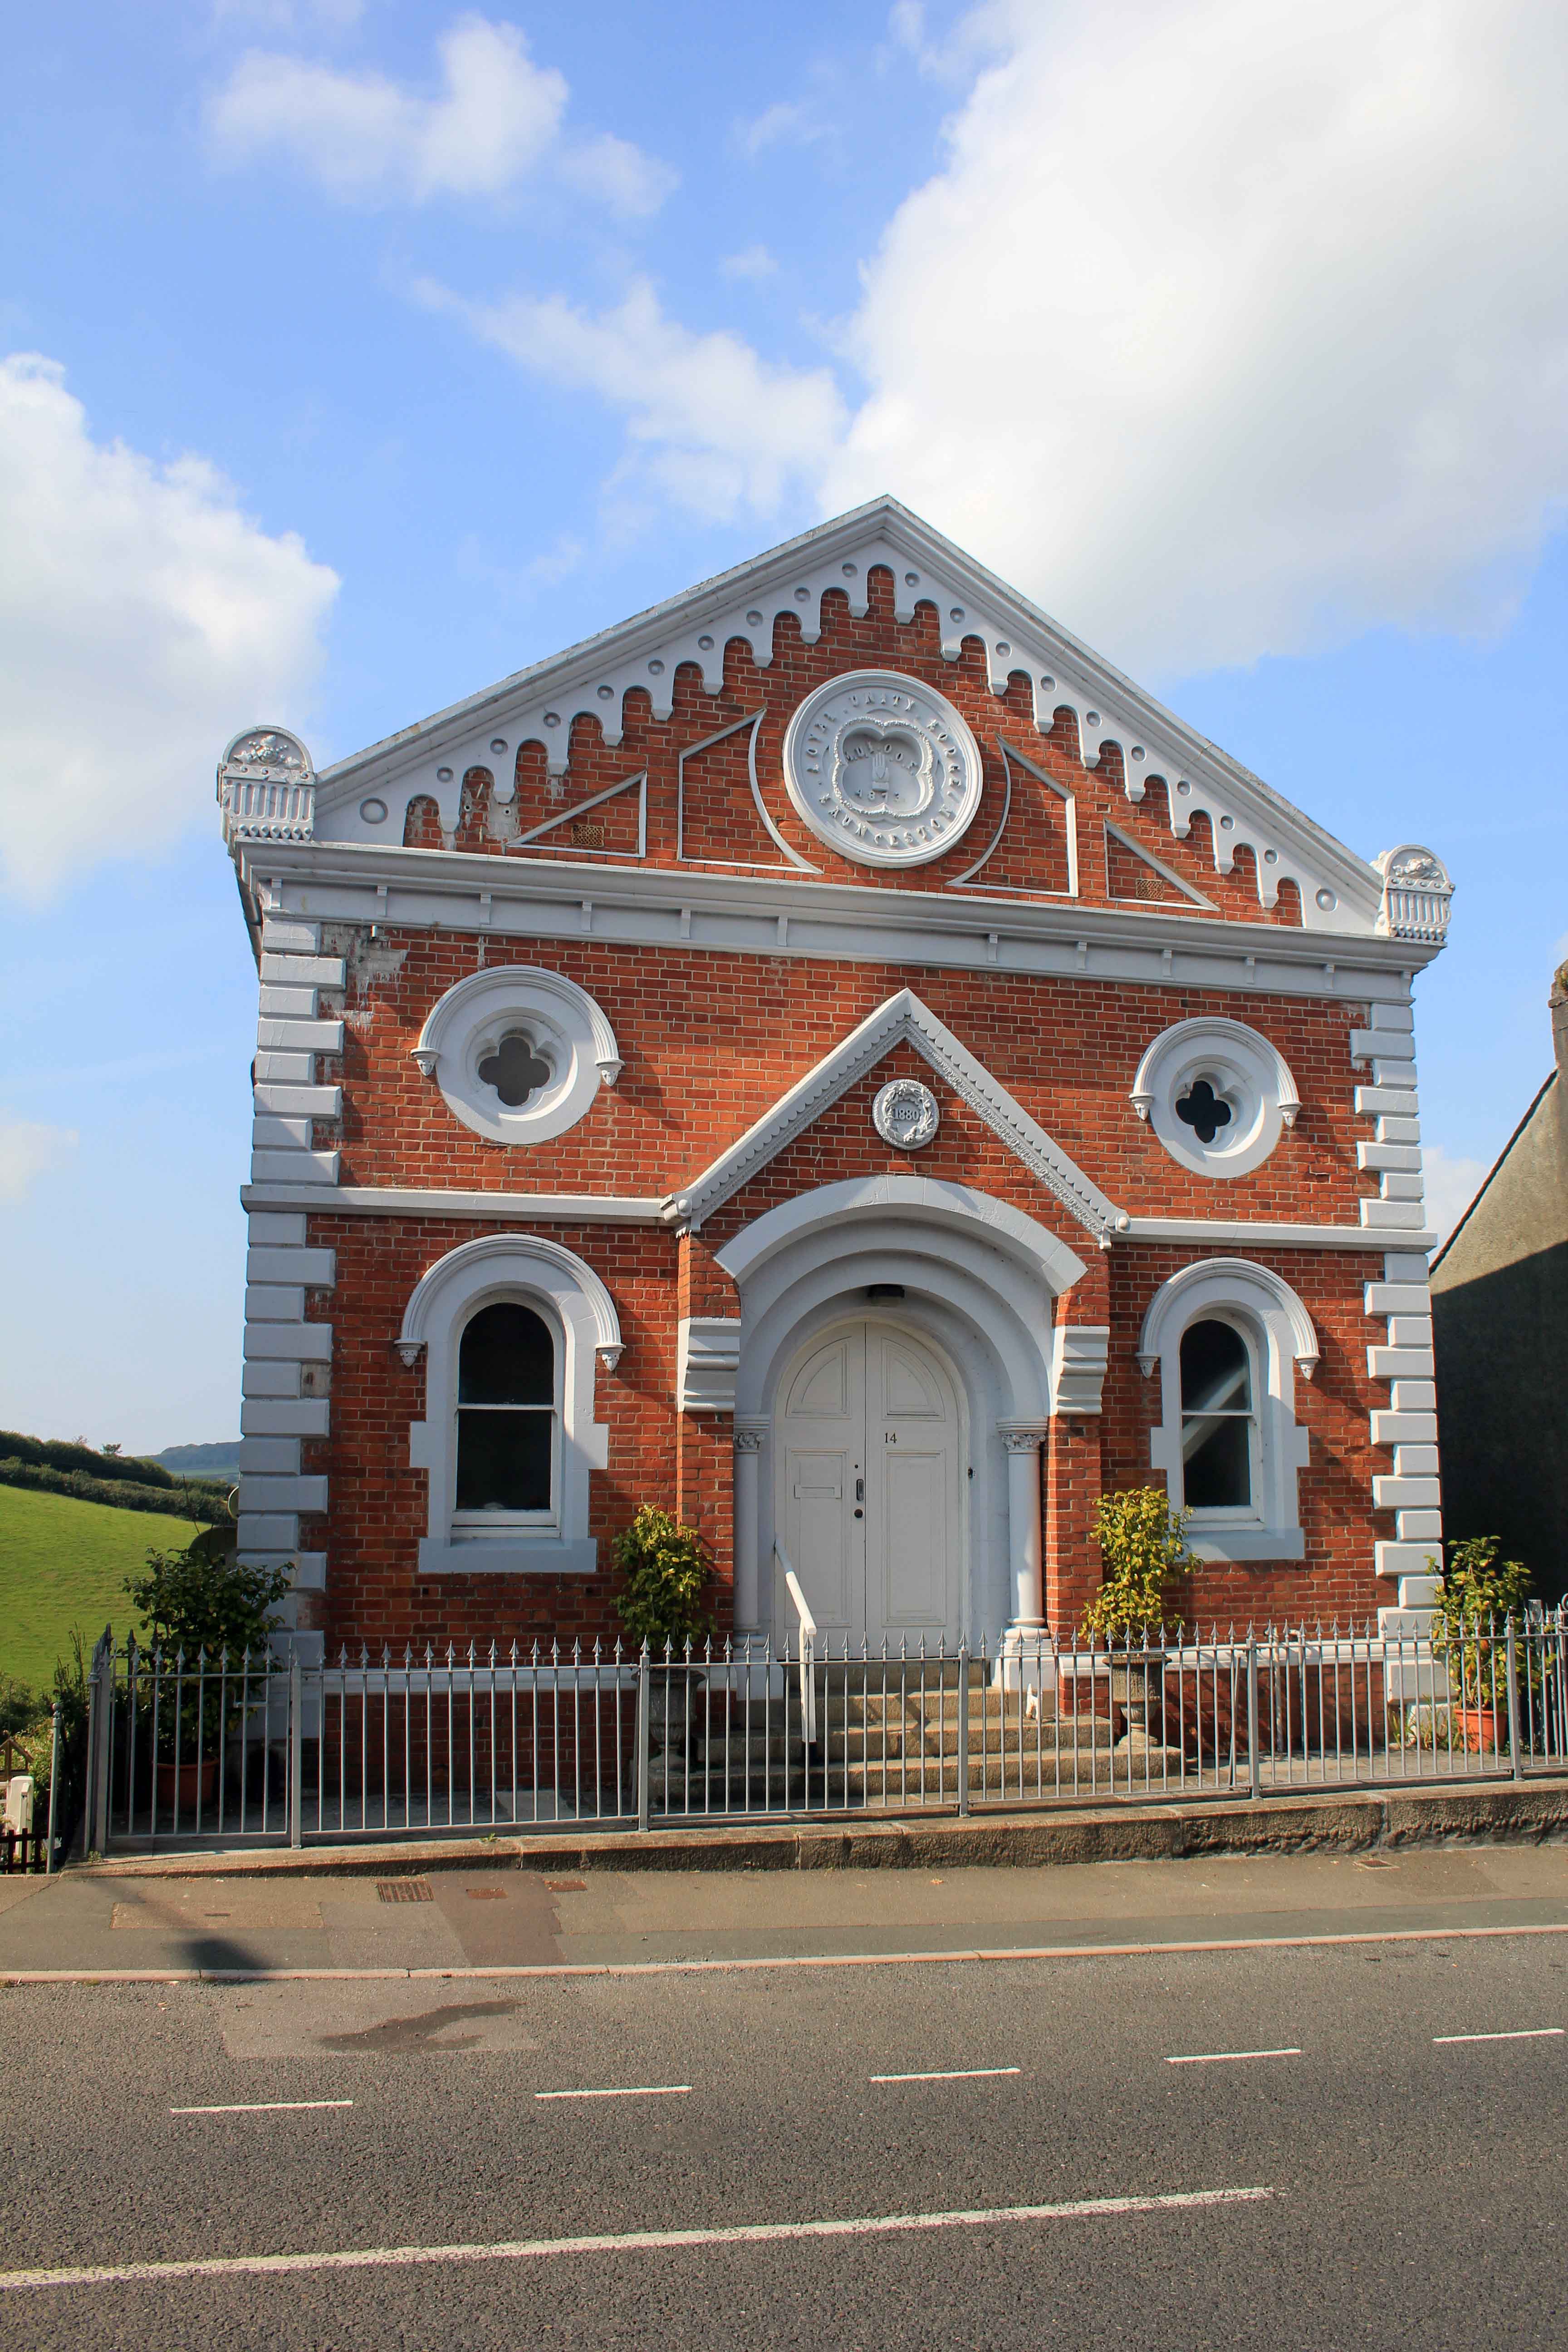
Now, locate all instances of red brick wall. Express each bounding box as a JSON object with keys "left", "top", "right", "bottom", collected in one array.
[{"left": 326, "top": 941, "right": 1373, "bottom": 1230}]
